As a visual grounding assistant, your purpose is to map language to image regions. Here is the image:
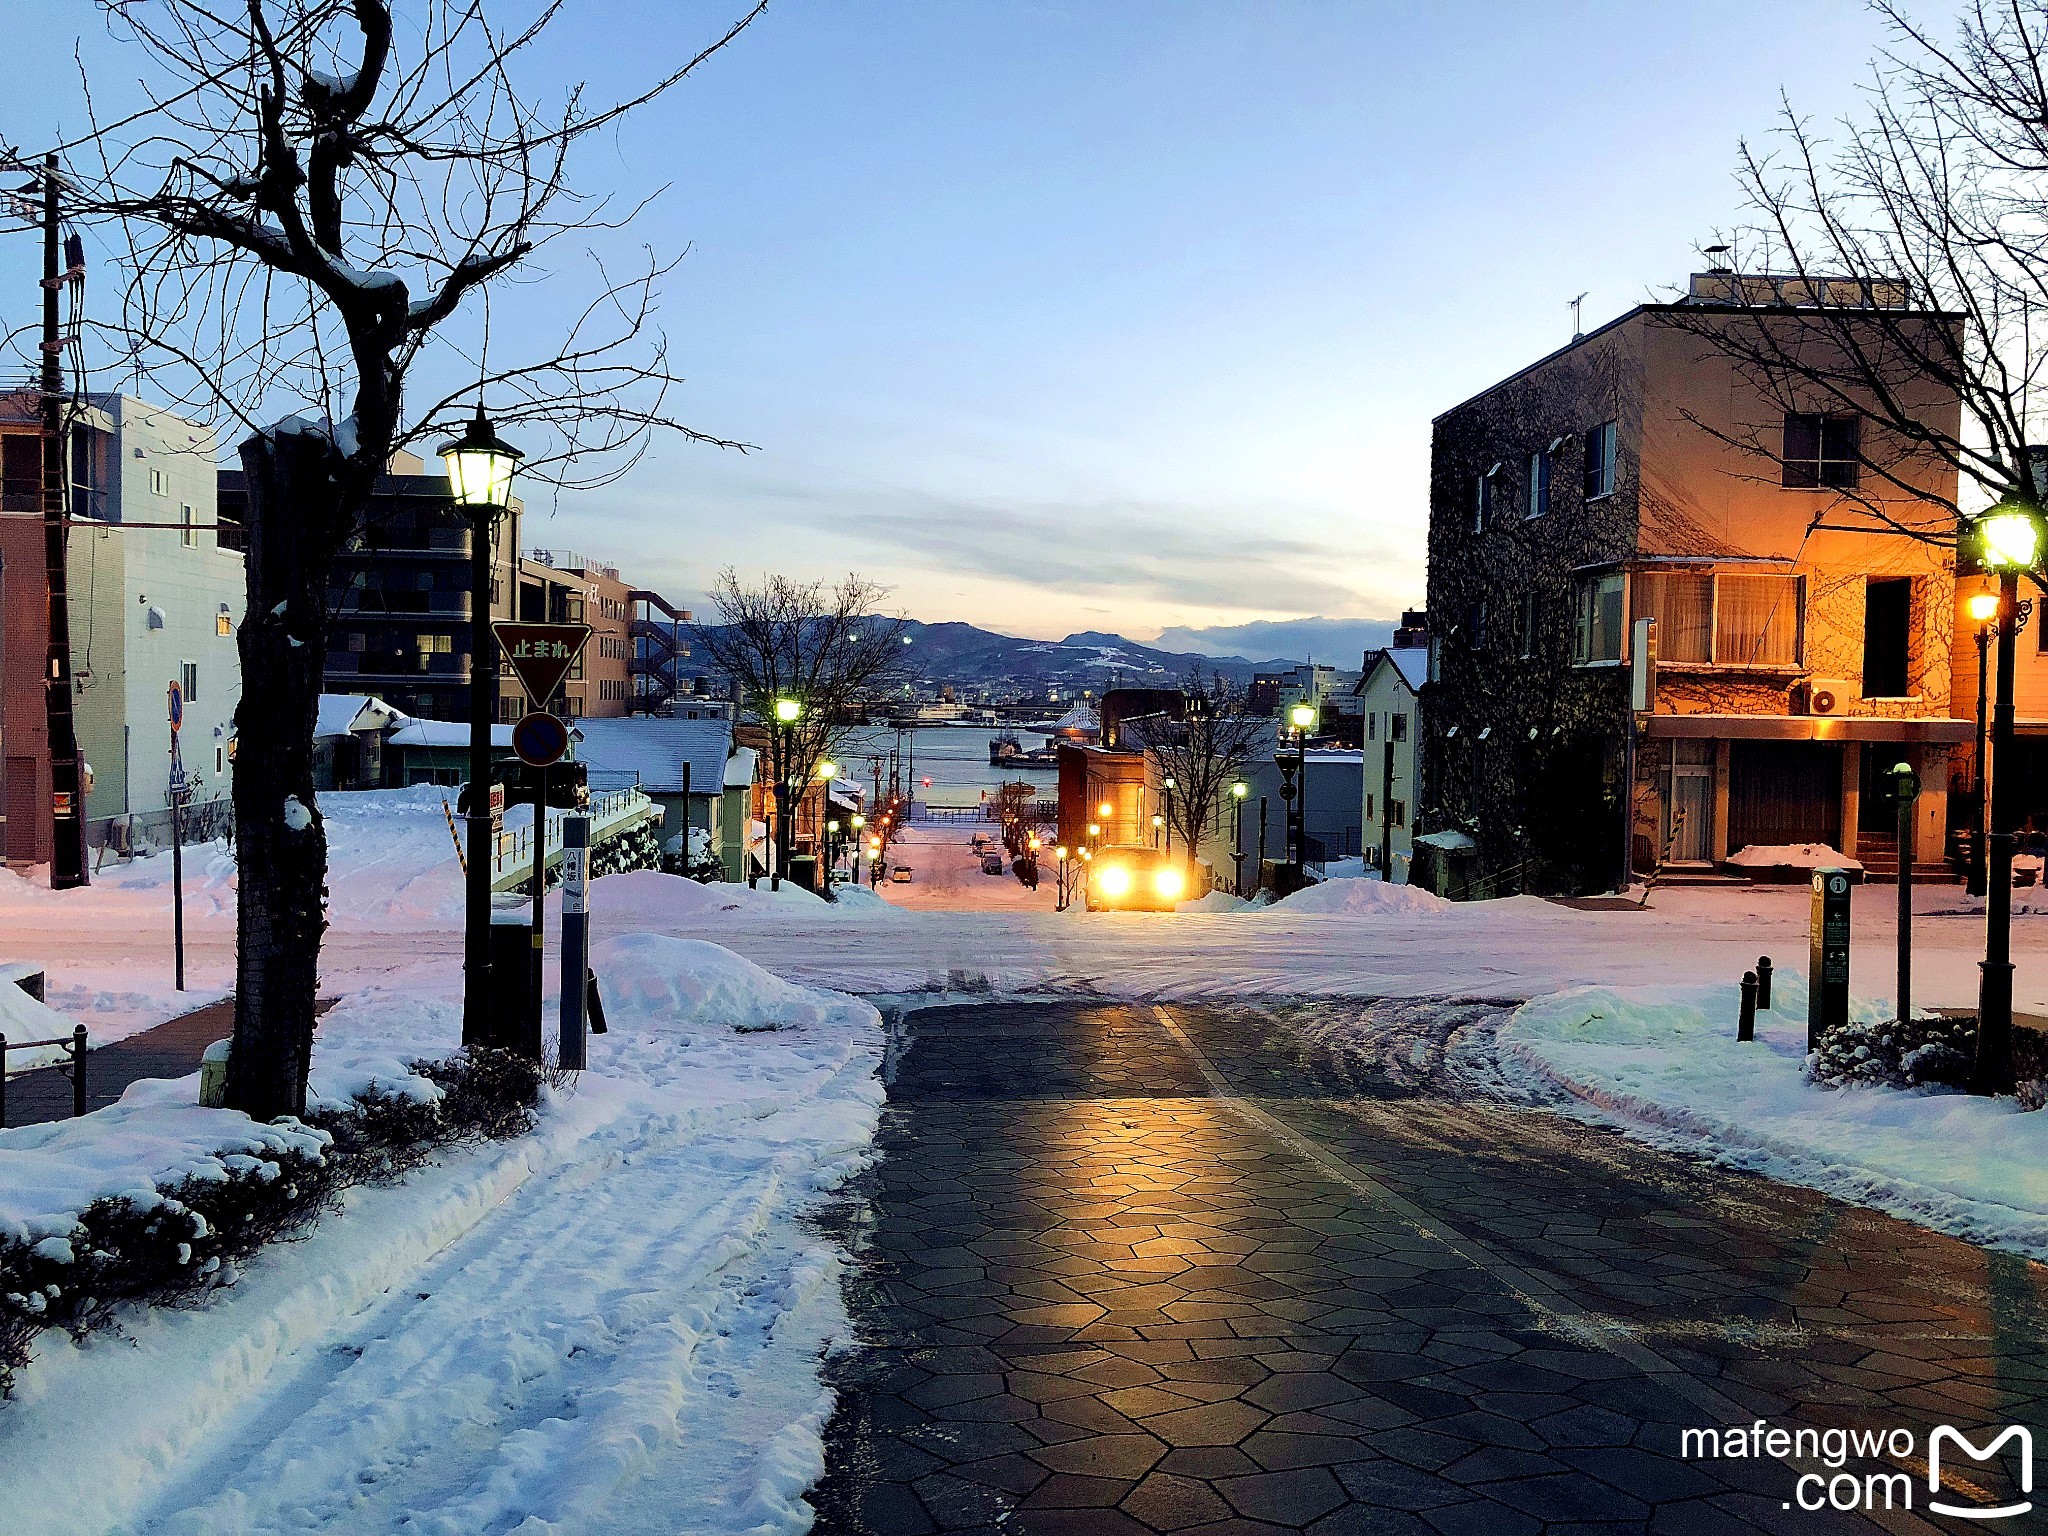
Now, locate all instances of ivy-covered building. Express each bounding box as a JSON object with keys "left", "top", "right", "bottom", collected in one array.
[{"left": 1423, "top": 272, "right": 1967, "bottom": 895}]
